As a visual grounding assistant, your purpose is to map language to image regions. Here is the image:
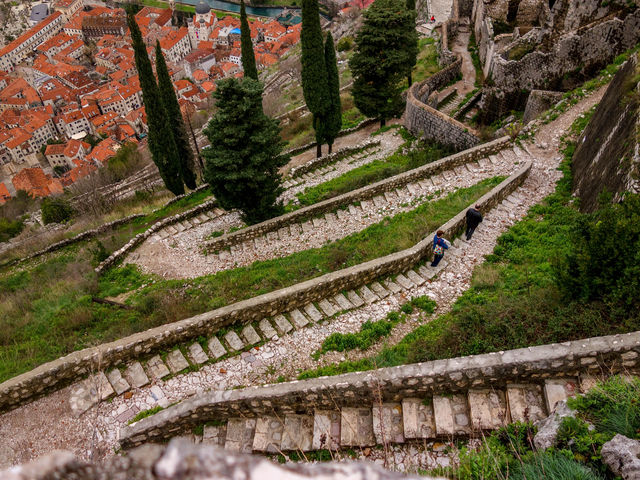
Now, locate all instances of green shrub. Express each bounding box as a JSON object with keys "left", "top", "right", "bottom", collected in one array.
[
  {"left": 410, "top": 295, "right": 436, "bottom": 313},
  {"left": 129, "top": 405, "right": 163, "bottom": 424},
  {"left": 0, "top": 217, "right": 24, "bottom": 242},
  {"left": 318, "top": 319, "right": 394, "bottom": 355},
  {"left": 510, "top": 451, "right": 603, "bottom": 480},
  {"left": 89, "top": 240, "right": 109, "bottom": 266},
  {"left": 41, "top": 197, "right": 74, "bottom": 224},
  {"left": 336, "top": 36, "right": 353, "bottom": 51}
]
